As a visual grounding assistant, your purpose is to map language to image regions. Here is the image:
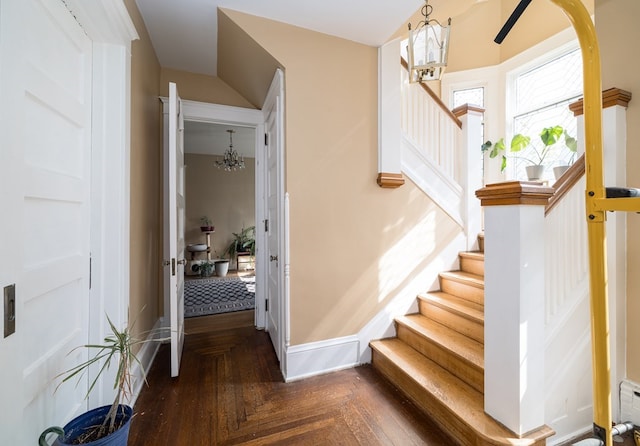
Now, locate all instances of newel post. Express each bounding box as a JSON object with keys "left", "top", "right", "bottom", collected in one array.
[
  {"left": 476, "top": 181, "right": 554, "bottom": 436},
  {"left": 455, "top": 105, "right": 484, "bottom": 250}
]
